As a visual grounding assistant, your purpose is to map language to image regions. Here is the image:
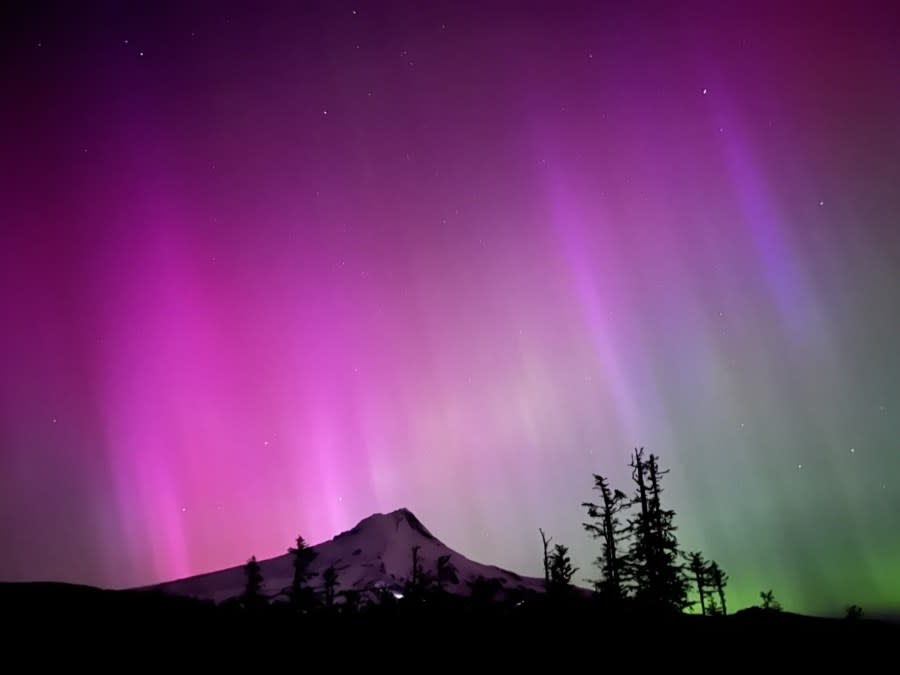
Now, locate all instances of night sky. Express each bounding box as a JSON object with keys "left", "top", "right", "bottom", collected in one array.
[{"left": 2, "top": 1, "right": 899, "bottom": 616}]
